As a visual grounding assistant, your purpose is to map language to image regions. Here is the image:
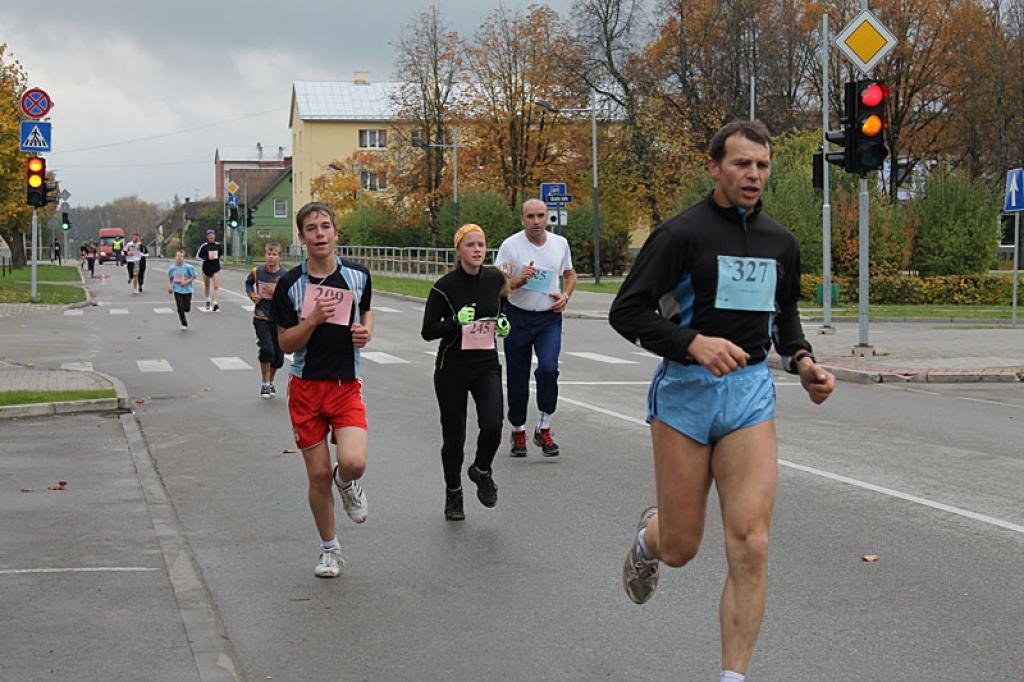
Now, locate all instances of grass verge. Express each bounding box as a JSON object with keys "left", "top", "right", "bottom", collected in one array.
[
  {"left": 0, "top": 389, "right": 116, "bottom": 406},
  {"left": 0, "top": 264, "right": 86, "bottom": 304}
]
